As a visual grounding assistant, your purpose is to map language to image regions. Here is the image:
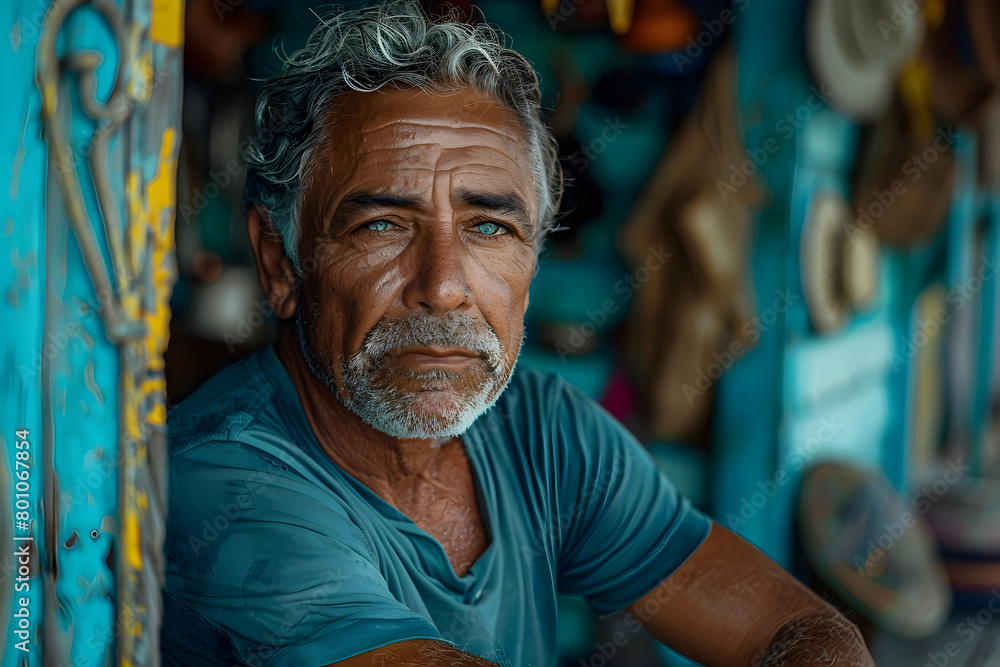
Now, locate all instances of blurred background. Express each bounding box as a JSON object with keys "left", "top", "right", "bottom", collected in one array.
[
  {"left": 169, "top": 0, "right": 1000, "bottom": 663},
  {"left": 3, "top": 0, "right": 1000, "bottom": 665}
]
